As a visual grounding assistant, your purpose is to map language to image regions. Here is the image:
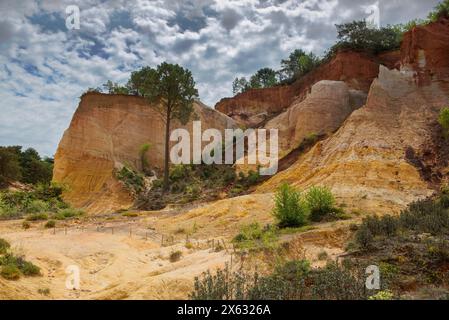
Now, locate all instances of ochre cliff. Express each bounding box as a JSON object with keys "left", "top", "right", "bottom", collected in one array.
[
  {"left": 53, "top": 93, "right": 236, "bottom": 214},
  {"left": 215, "top": 50, "right": 400, "bottom": 127},
  {"left": 258, "top": 19, "right": 449, "bottom": 214}
]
